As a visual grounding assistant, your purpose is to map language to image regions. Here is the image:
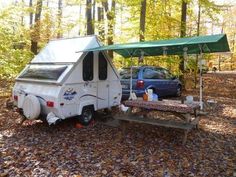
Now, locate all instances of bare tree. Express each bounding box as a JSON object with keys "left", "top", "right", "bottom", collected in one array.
[
  {"left": 78, "top": 1, "right": 83, "bottom": 35},
  {"left": 19, "top": 0, "right": 25, "bottom": 26},
  {"left": 180, "top": 1, "right": 187, "bottom": 38},
  {"left": 179, "top": 0, "right": 187, "bottom": 83},
  {"left": 92, "top": 0, "right": 96, "bottom": 25},
  {"left": 231, "top": 32, "right": 235, "bottom": 70},
  {"left": 103, "top": 0, "right": 116, "bottom": 59},
  {"left": 139, "top": 0, "right": 146, "bottom": 42},
  {"left": 86, "top": 0, "right": 94, "bottom": 35},
  {"left": 97, "top": 6, "right": 105, "bottom": 42},
  {"left": 29, "top": 0, "right": 33, "bottom": 26},
  {"left": 194, "top": 2, "right": 201, "bottom": 88},
  {"left": 57, "top": 0, "right": 63, "bottom": 38},
  {"left": 31, "top": 0, "right": 43, "bottom": 55}
]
